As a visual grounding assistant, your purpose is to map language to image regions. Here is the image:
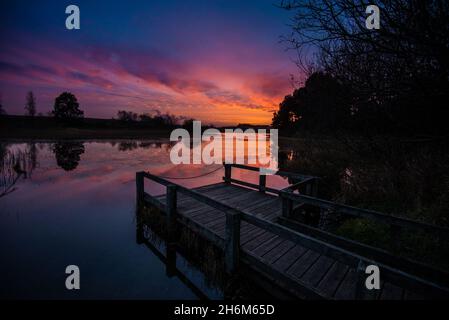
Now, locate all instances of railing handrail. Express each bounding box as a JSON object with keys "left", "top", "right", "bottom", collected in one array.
[
  {"left": 142, "top": 171, "right": 241, "bottom": 215},
  {"left": 224, "top": 163, "right": 318, "bottom": 181},
  {"left": 225, "top": 164, "right": 449, "bottom": 237},
  {"left": 280, "top": 191, "right": 449, "bottom": 238},
  {"left": 223, "top": 163, "right": 318, "bottom": 196},
  {"left": 138, "top": 170, "right": 449, "bottom": 298},
  {"left": 281, "top": 177, "right": 316, "bottom": 192}
]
